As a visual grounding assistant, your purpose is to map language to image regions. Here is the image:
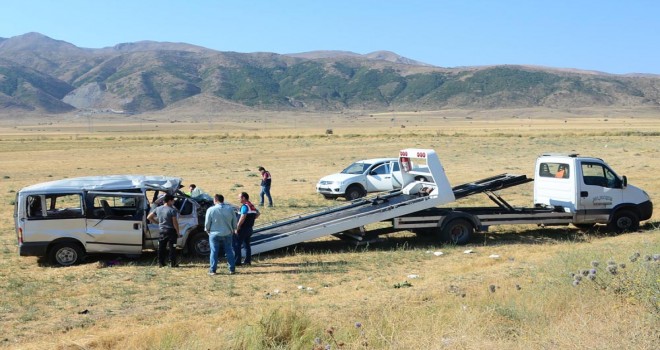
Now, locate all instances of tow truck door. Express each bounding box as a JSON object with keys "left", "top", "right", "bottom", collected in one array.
[
  {"left": 85, "top": 192, "right": 146, "bottom": 254},
  {"left": 577, "top": 161, "right": 623, "bottom": 222}
]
